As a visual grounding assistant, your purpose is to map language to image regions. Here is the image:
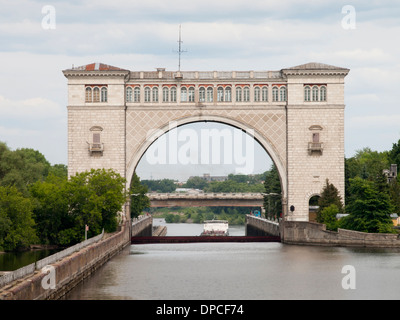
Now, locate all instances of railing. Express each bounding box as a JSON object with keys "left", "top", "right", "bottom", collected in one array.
[
  {"left": 89, "top": 143, "right": 104, "bottom": 152},
  {"left": 0, "top": 230, "right": 104, "bottom": 289},
  {"left": 308, "top": 142, "right": 323, "bottom": 154}
]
